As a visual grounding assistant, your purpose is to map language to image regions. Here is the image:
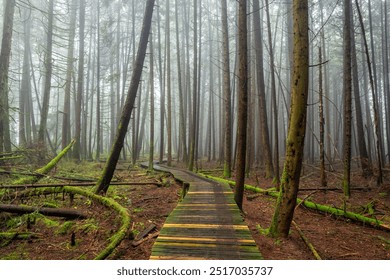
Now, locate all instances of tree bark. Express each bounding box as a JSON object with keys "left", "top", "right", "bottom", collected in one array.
[
  {"left": 342, "top": 0, "right": 353, "bottom": 199},
  {"left": 318, "top": 47, "right": 327, "bottom": 187},
  {"left": 95, "top": 0, "right": 156, "bottom": 194},
  {"left": 221, "top": 0, "right": 232, "bottom": 178},
  {"left": 234, "top": 0, "right": 248, "bottom": 210},
  {"left": 269, "top": 0, "right": 309, "bottom": 238},
  {"left": 0, "top": 0, "right": 16, "bottom": 153}
]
